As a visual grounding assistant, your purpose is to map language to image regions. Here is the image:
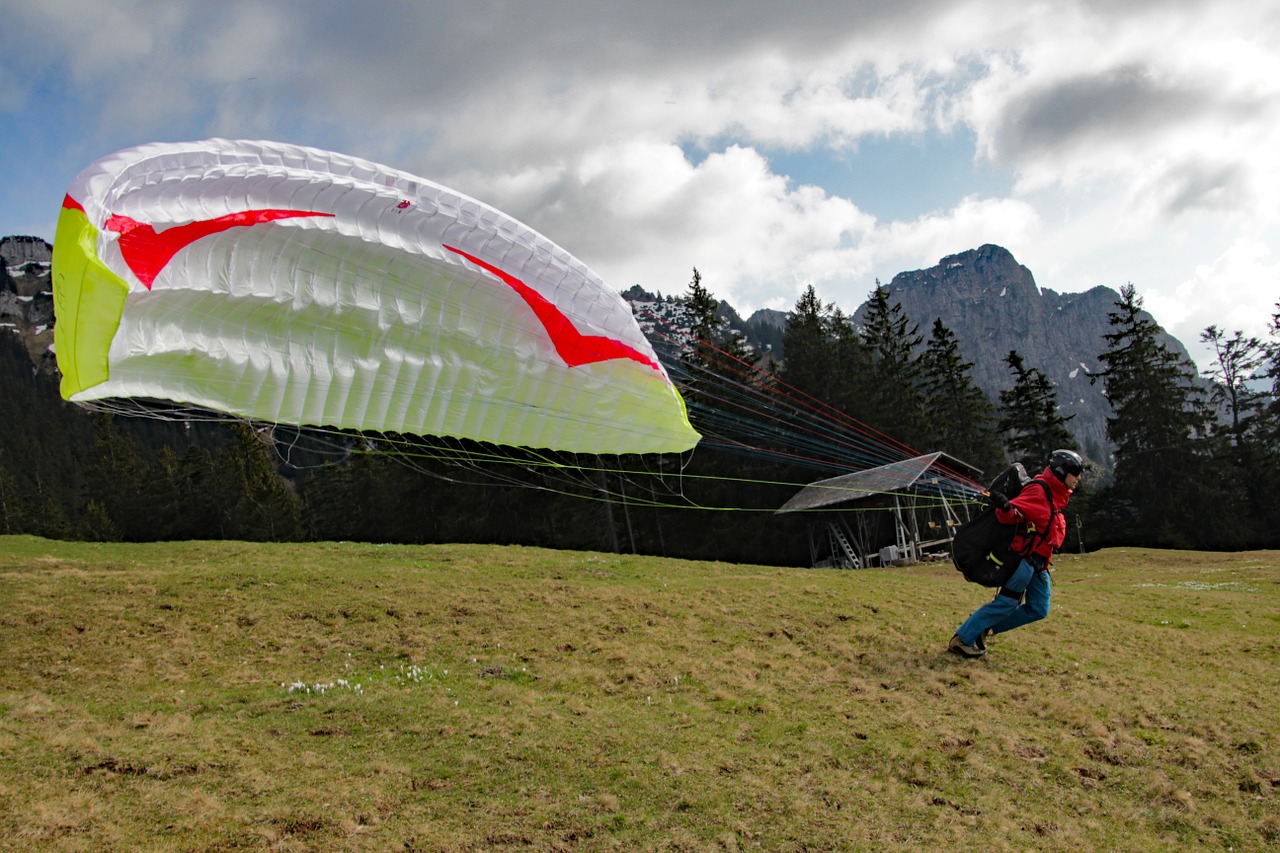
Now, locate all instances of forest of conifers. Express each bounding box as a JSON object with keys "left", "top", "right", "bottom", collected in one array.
[{"left": 3, "top": 276, "right": 1278, "bottom": 564}]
